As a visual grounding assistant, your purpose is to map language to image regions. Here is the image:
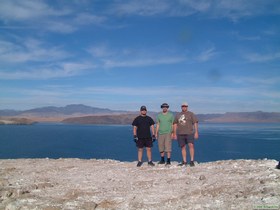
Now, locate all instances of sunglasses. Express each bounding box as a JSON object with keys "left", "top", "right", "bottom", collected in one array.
[{"left": 181, "top": 105, "right": 188, "bottom": 107}]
